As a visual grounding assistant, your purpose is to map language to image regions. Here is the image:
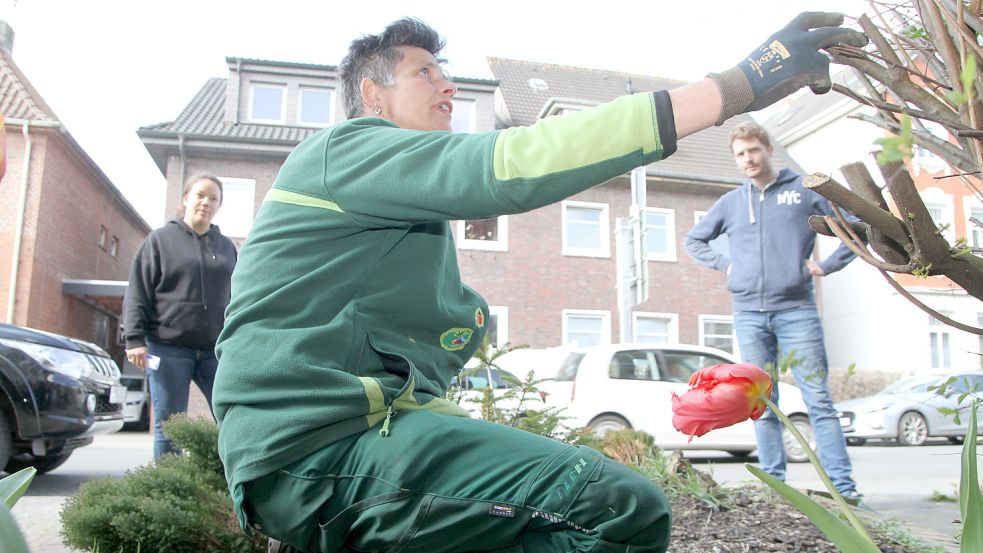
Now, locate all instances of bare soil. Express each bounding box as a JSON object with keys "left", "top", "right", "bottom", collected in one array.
[{"left": 668, "top": 487, "right": 944, "bottom": 553}]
